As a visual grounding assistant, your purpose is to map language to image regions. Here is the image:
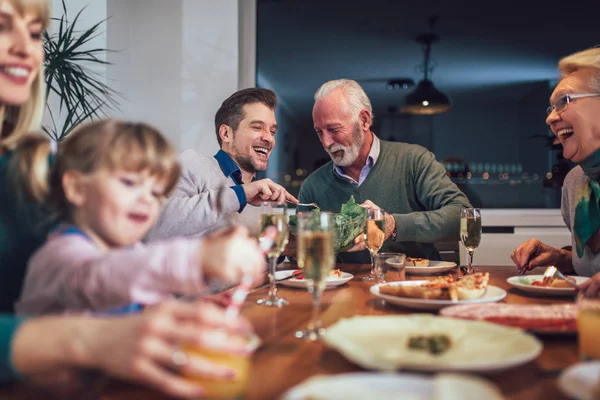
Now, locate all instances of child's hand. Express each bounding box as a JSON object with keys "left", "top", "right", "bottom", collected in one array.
[
  {"left": 204, "top": 291, "right": 233, "bottom": 307},
  {"left": 200, "top": 226, "right": 266, "bottom": 285}
]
